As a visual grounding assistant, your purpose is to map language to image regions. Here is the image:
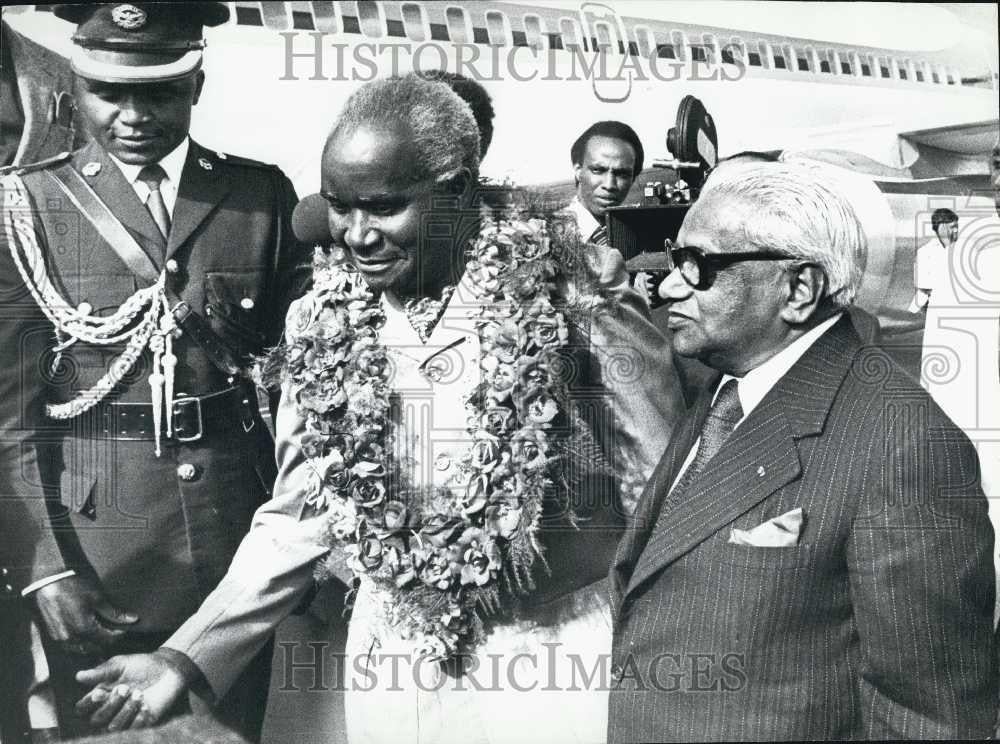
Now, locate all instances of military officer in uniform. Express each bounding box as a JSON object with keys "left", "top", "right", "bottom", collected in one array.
[{"left": 0, "top": 3, "right": 310, "bottom": 740}]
